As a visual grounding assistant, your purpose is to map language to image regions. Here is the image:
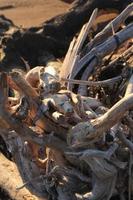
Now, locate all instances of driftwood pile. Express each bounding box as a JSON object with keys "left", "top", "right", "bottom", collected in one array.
[{"left": 0, "top": 0, "right": 133, "bottom": 200}]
